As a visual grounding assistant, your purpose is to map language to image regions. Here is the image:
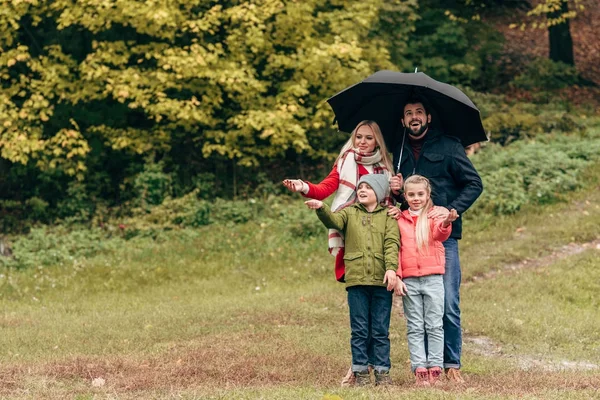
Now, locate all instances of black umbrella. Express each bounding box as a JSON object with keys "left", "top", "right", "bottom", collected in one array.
[{"left": 327, "top": 70, "right": 488, "bottom": 149}]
